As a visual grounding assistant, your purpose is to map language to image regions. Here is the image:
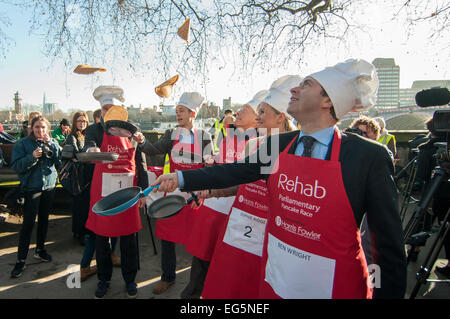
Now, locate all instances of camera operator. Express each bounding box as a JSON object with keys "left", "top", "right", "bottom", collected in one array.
[
  {"left": 413, "top": 118, "right": 445, "bottom": 192},
  {"left": 409, "top": 117, "right": 450, "bottom": 270},
  {"left": 10, "top": 116, "right": 62, "bottom": 278}
]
